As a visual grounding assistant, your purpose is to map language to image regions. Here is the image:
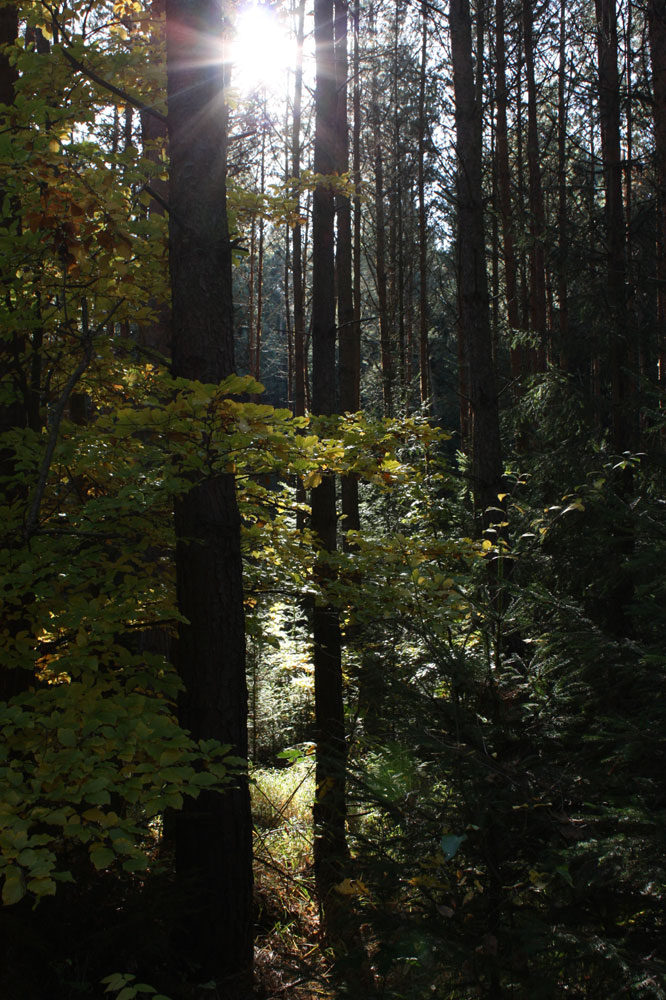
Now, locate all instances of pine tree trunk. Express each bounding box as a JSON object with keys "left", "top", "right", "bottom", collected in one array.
[
  {"left": 648, "top": 0, "right": 666, "bottom": 387},
  {"left": 417, "top": 0, "right": 430, "bottom": 409},
  {"left": 556, "top": 0, "right": 569, "bottom": 369},
  {"left": 292, "top": 0, "right": 307, "bottom": 419},
  {"left": 523, "top": 0, "right": 548, "bottom": 370},
  {"left": 494, "top": 0, "right": 520, "bottom": 353},
  {"left": 311, "top": 0, "right": 348, "bottom": 930},
  {"left": 0, "top": 5, "right": 30, "bottom": 703},
  {"left": 595, "top": 0, "right": 633, "bottom": 452},
  {"left": 165, "top": 1, "right": 252, "bottom": 988},
  {"left": 449, "top": 0, "right": 503, "bottom": 520}
]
